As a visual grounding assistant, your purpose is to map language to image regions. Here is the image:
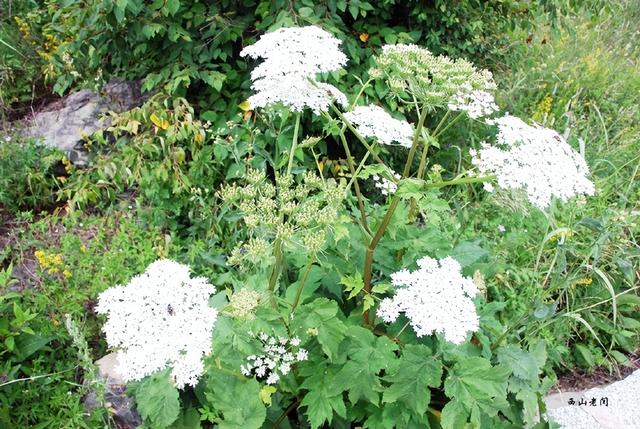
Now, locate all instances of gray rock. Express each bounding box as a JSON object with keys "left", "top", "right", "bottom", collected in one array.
[
  {"left": 85, "top": 352, "right": 141, "bottom": 429},
  {"left": 20, "top": 80, "right": 146, "bottom": 166}
]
